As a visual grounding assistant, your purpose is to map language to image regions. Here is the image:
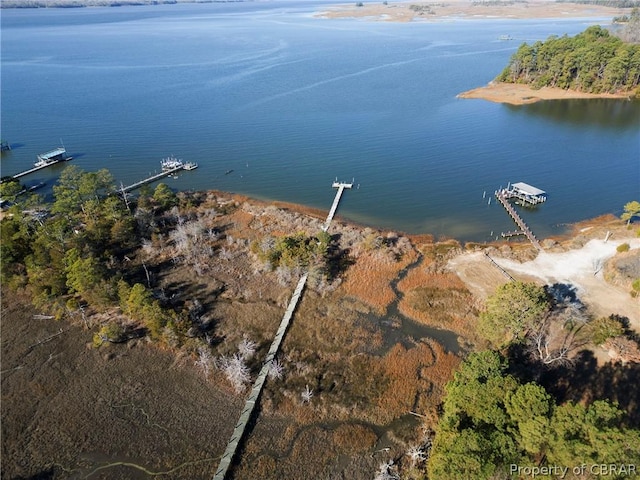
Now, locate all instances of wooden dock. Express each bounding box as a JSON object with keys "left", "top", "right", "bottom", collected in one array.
[
  {"left": 495, "top": 189, "right": 542, "bottom": 251},
  {"left": 120, "top": 166, "right": 185, "bottom": 193},
  {"left": 213, "top": 179, "right": 353, "bottom": 480},
  {"left": 322, "top": 181, "right": 353, "bottom": 232},
  {"left": 213, "top": 273, "right": 308, "bottom": 480},
  {"left": 11, "top": 160, "right": 68, "bottom": 180}
]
